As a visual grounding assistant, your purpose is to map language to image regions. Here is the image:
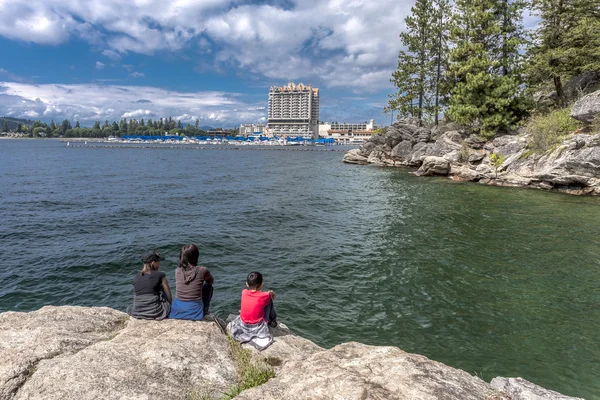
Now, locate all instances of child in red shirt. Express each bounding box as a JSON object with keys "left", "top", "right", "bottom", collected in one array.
[
  {"left": 240, "top": 271, "right": 277, "bottom": 326},
  {"left": 227, "top": 271, "right": 278, "bottom": 350}
]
